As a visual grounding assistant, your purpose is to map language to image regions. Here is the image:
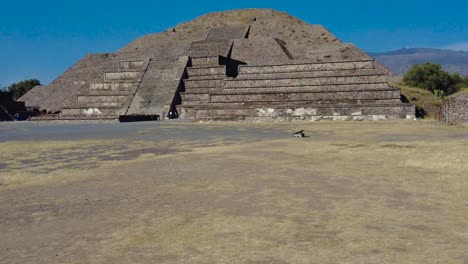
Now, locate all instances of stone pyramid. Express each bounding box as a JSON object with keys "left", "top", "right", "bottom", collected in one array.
[{"left": 20, "top": 9, "right": 415, "bottom": 121}]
